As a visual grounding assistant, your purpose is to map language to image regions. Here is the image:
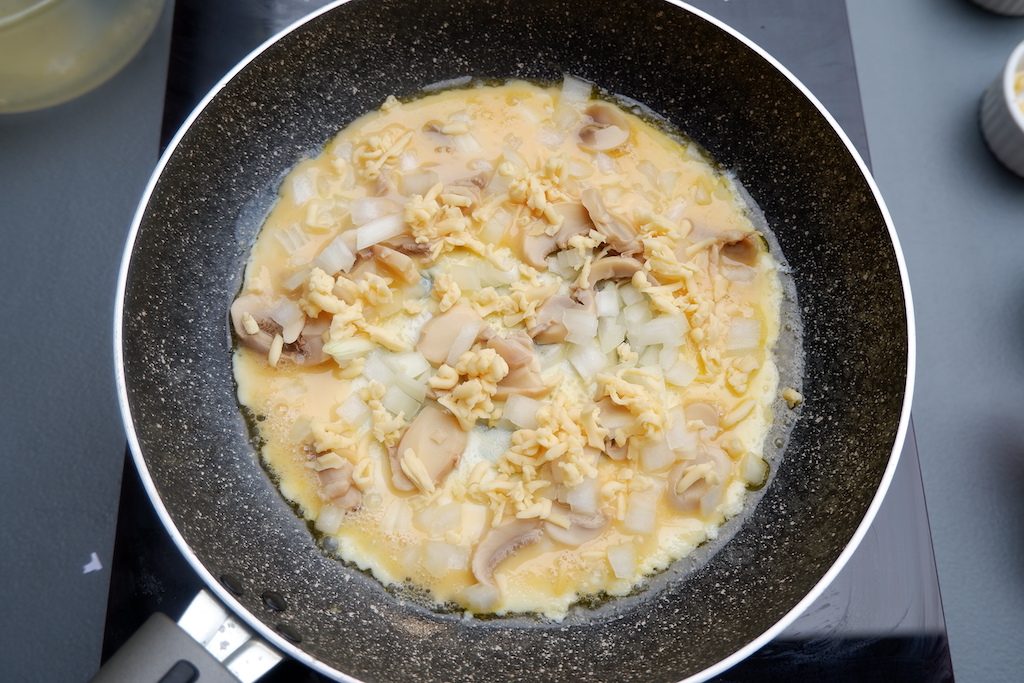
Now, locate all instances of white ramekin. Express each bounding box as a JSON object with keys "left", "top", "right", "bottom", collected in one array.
[
  {"left": 980, "top": 40, "right": 1024, "bottom": 177},
  {"left": 971, "top": 0, "right": 1024, "bottom": 15}
]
